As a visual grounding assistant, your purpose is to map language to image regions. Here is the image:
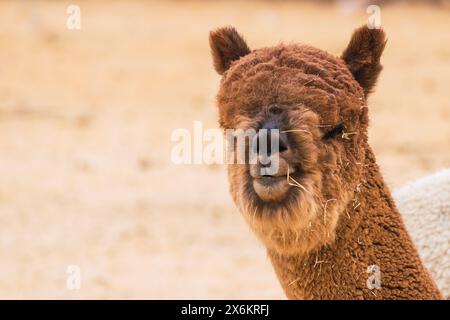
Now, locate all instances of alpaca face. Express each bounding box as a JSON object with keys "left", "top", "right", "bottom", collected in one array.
[{"left": 210, "top": 26, "right": 386, "bottom": 255}]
